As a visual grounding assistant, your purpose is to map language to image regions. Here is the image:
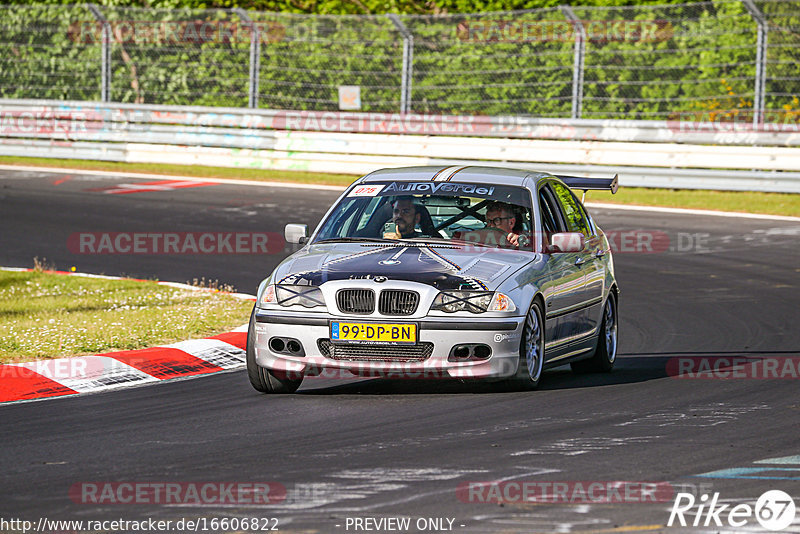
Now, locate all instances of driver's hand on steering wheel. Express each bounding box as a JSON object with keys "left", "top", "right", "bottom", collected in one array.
[{"left": 485, "top": 225, "right": 522, "bottom": 247}]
